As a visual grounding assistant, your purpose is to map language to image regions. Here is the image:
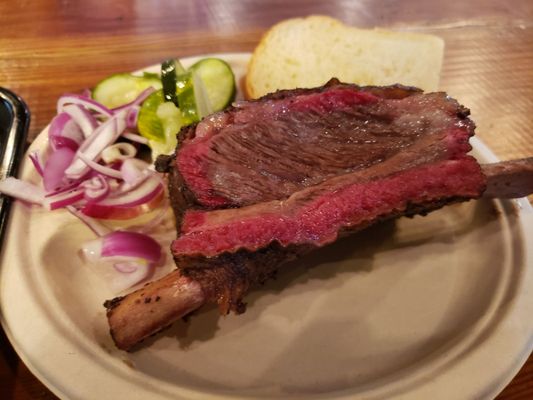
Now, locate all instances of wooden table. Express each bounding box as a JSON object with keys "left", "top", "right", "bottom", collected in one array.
[{"left": 0, "top": 1, "right": 531, "bottom": 398}]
